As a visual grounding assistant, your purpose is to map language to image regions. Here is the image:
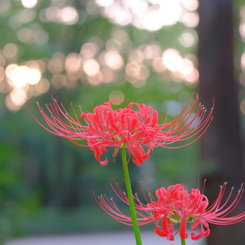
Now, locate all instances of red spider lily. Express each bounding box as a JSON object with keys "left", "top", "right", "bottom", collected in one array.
[
  {"left": 94, "top": 181, "right": 245, "bottom": 241},
  {"left": 30, "top": 95, "right": 213, "bottom": 166}
]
